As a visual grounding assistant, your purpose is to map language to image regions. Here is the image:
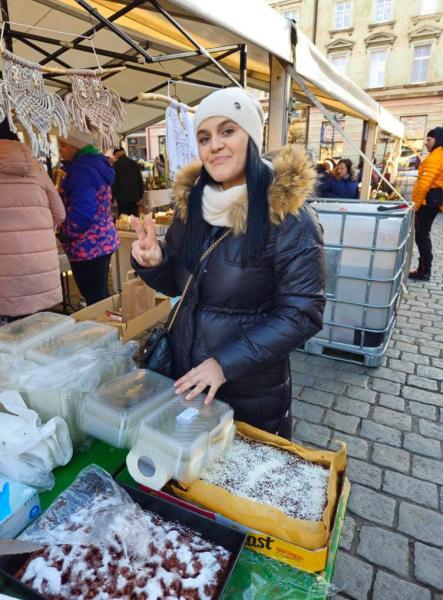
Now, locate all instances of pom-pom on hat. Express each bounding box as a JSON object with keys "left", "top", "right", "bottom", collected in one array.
[{"left": 194, "top": 87, "right": 265, "bottom": 151}]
